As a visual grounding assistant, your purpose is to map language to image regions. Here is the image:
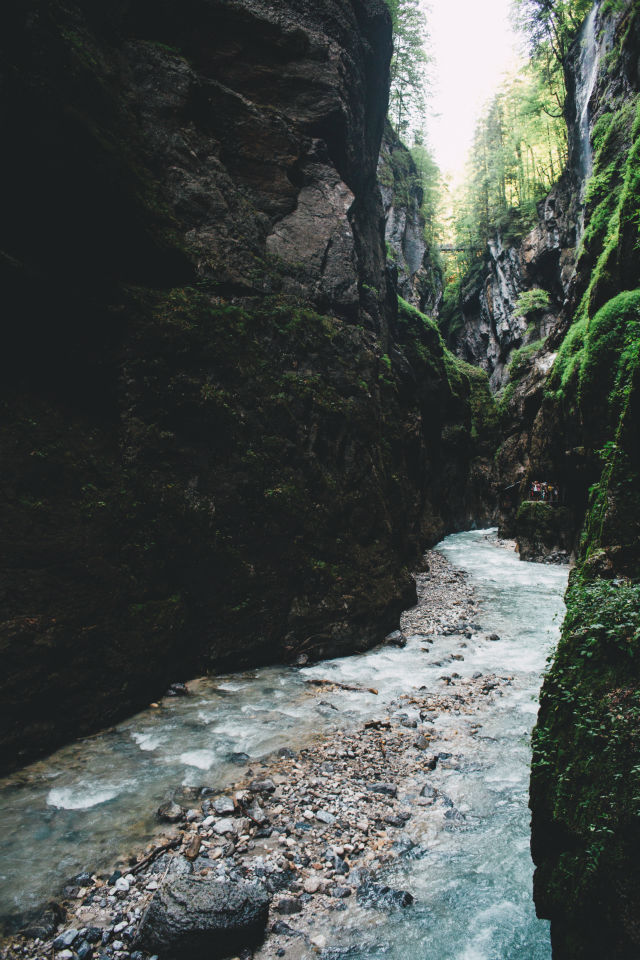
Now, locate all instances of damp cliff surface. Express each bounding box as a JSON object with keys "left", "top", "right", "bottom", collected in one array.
[
  {"left": 434, "top": 1, "right": 640, "bottom": 951},
  {"left": 0, "top": 0, "right": 494, "bottom": 774},
  {"left": 523, "top": 2, "right": 640, "bottom": 957},
  {"left": 378, "top": 122, "right": 443, "bottom": 314}
]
